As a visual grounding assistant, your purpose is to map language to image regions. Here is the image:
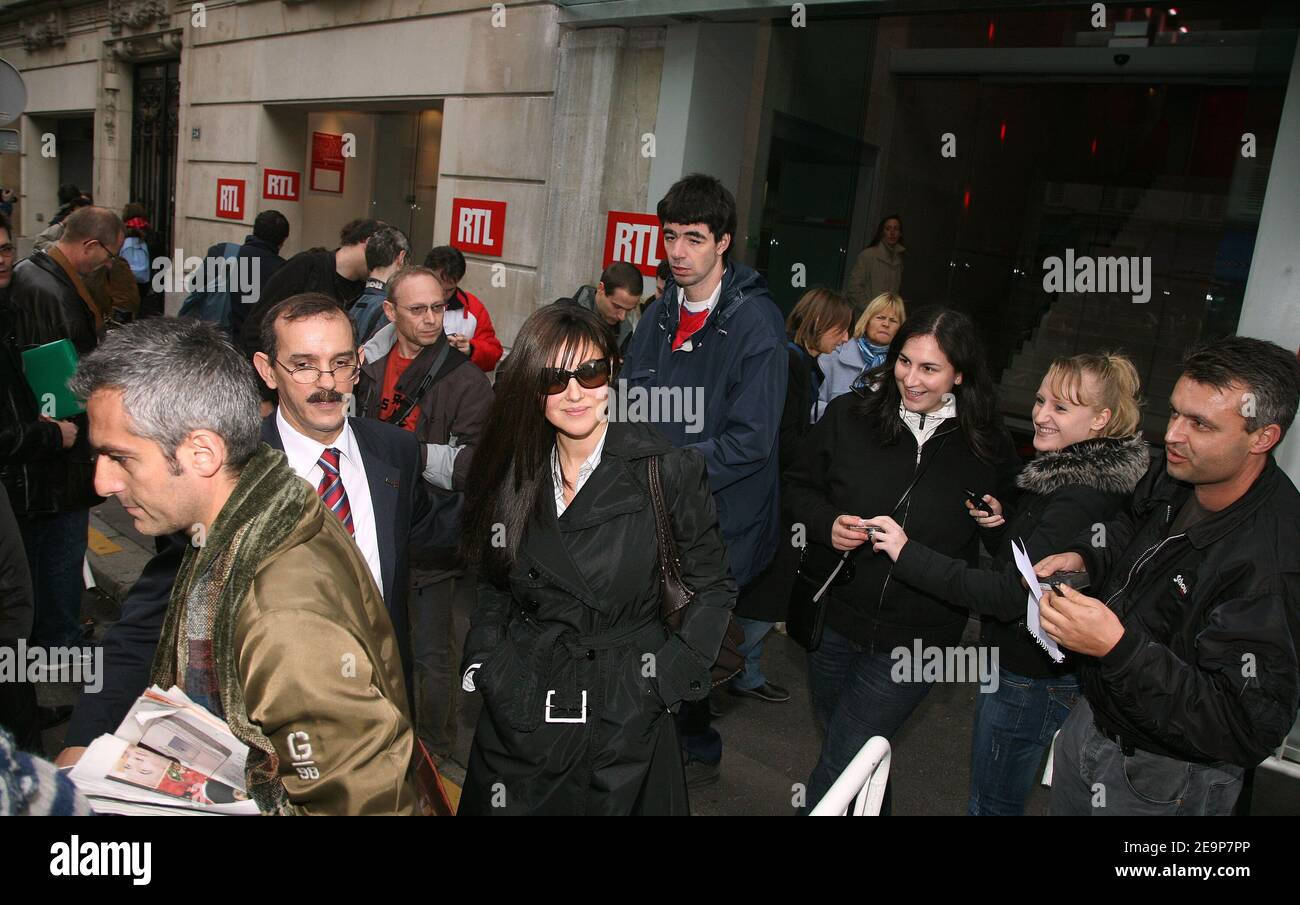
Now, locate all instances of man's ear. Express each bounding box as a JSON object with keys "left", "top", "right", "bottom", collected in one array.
[
  {"left": 356, "top": 346, "right": 366, "bottom": 368},
  {"left": 1249, "top": 423, "right": 1282, "bottom": 456},
  {"left": 383, "top": 299, "right": 397, "bottom": 324},
  {"left": 715, "top": 233, "right": 732, "bottom": 258},
  {"left": 252, "top": 351, "right": 277, "bottom": 390},
  {"left": 181, "top": 429, "right": 228, "bottom": 479}
]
